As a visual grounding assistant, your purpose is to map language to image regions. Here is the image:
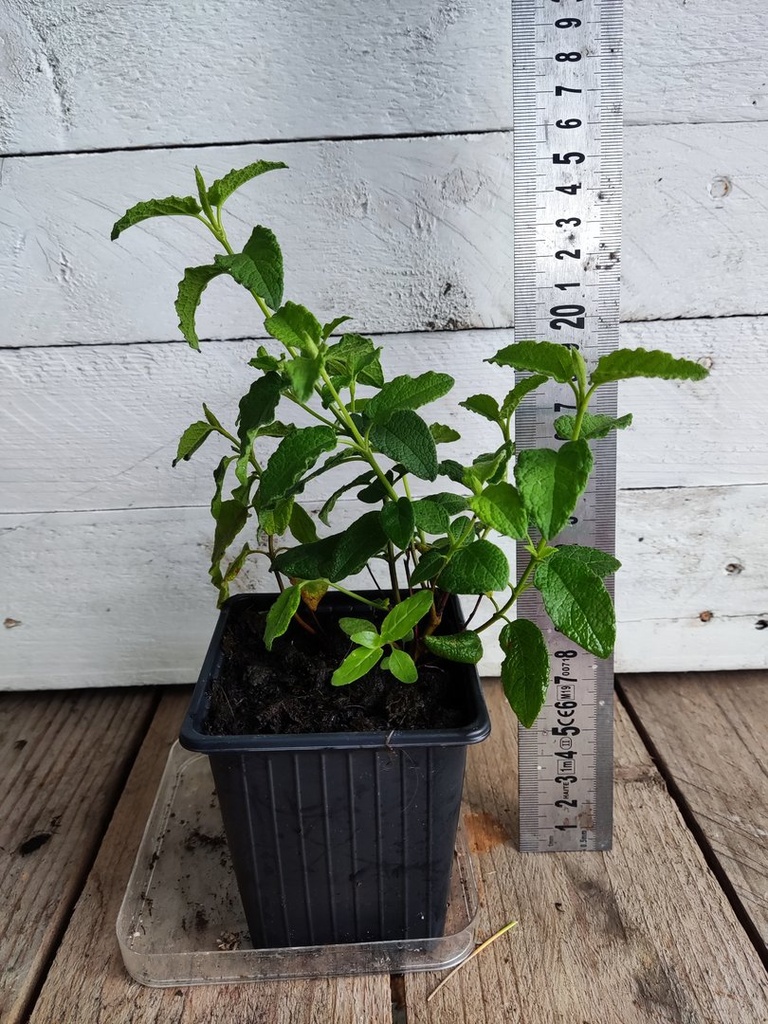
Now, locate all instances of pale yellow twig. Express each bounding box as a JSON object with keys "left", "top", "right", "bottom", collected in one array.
[{"left": 427, "top": 920, "right": 518, "bottom": 1002}]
